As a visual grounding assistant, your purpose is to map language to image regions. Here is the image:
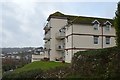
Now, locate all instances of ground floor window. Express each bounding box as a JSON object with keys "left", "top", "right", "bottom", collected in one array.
[
  {"left": 93, "top": 36, "right": 99, "bottom": 44},
  {"left": 106, "top": 36, "right": 110, "bottom": 44}
]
